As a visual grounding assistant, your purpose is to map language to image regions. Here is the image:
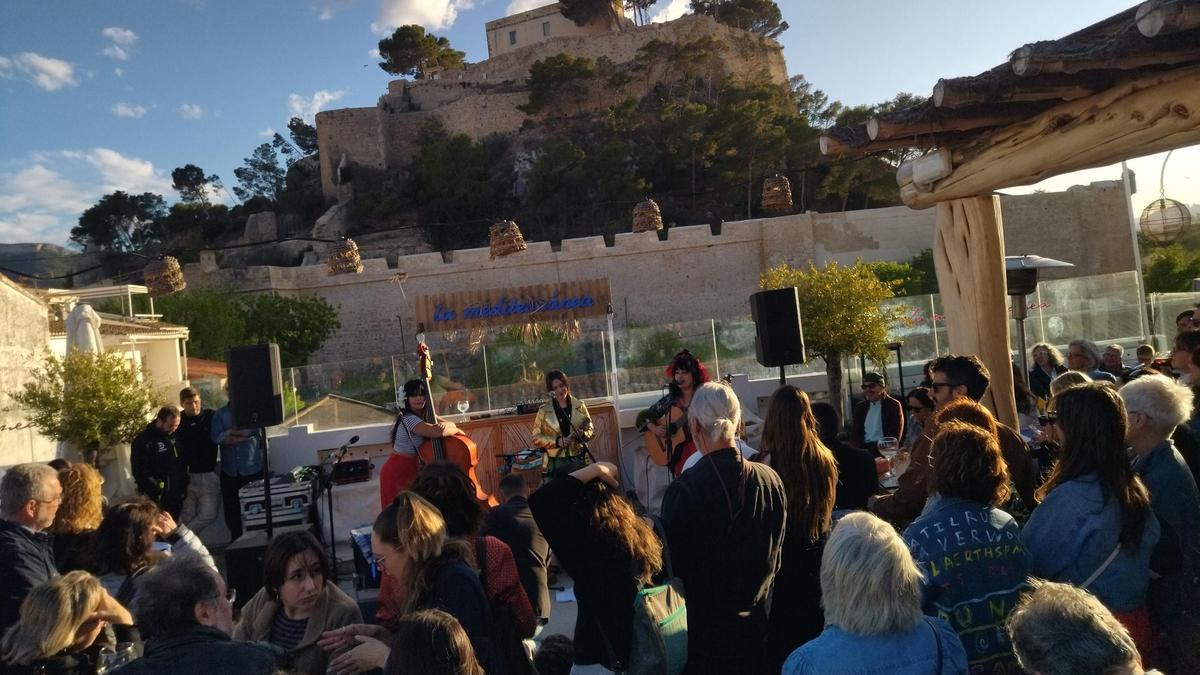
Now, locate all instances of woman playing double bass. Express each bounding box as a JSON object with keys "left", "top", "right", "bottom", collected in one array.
[
  {"left": 381, "top": 379, "right": 464, "bottom": 508},
  {"left": 532, "top": 370, "right": 595, "bottom": 482}
]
